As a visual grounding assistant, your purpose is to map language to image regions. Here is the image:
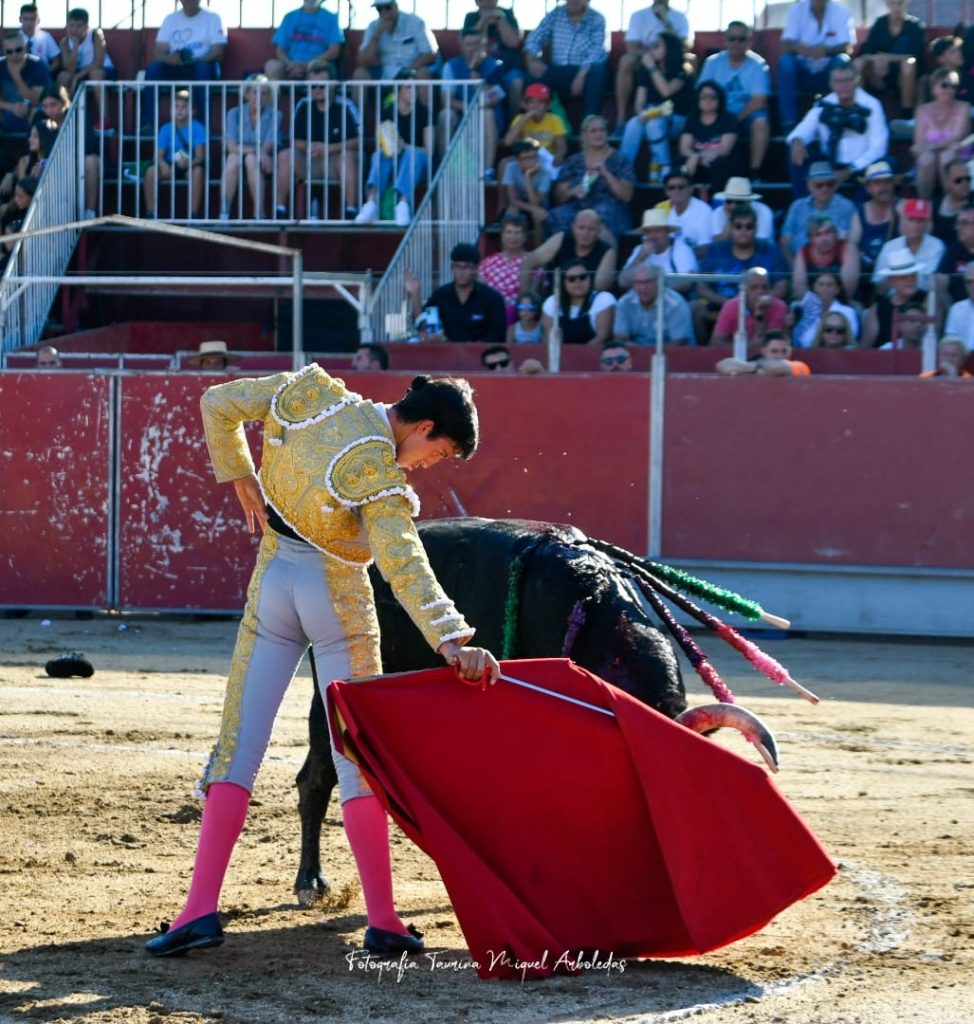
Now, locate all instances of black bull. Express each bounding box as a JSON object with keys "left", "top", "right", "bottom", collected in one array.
[{"left": 294, "top": 517, "right": 688, "bottom": 904}]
